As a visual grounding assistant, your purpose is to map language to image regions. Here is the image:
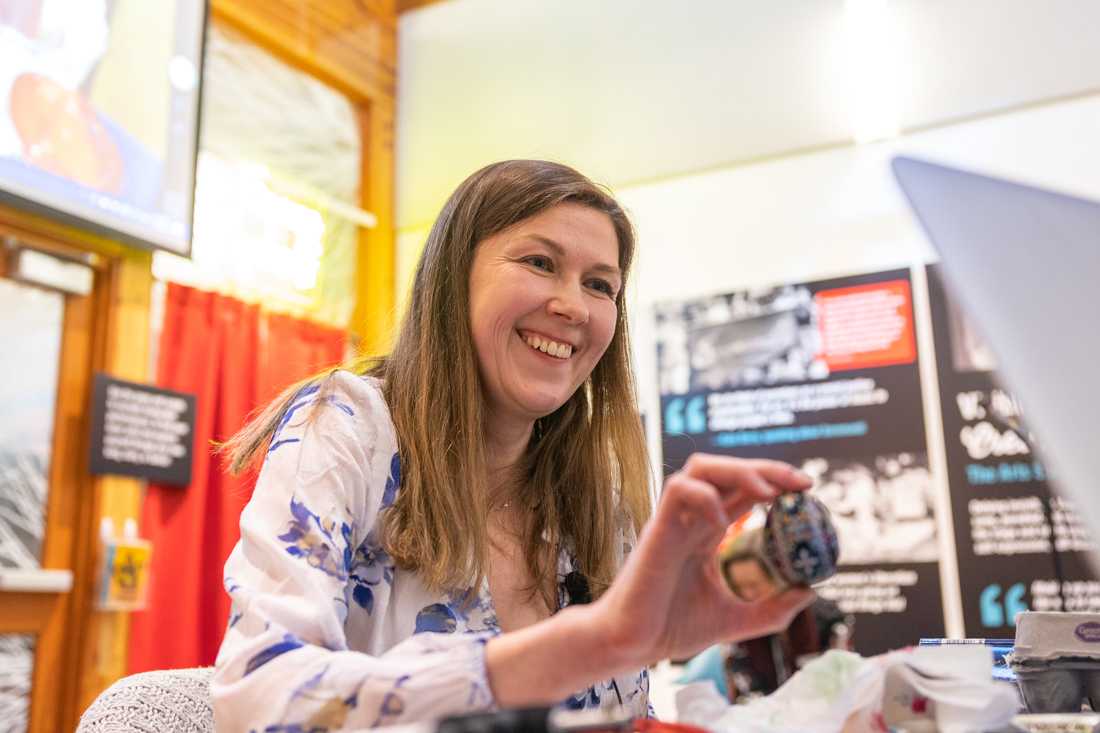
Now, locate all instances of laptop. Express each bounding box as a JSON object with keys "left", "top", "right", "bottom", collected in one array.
[{"left": 892, "top": 156, "right": 1100, "bottom": 574}]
